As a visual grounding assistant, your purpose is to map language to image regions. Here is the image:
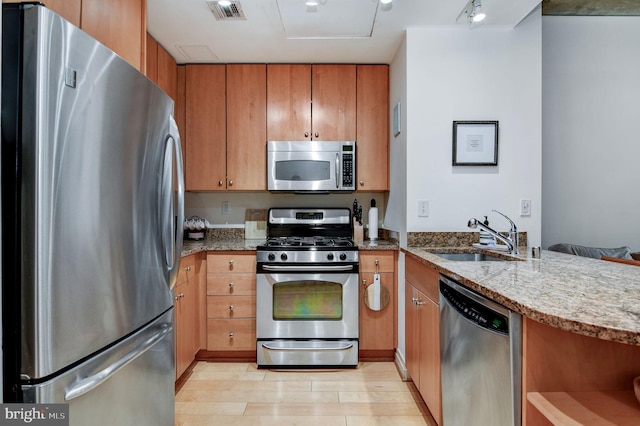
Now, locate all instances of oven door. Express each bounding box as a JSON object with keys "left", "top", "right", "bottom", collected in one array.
[{"left": 256, "top": 270, "right": 359, "bottom": 367}]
